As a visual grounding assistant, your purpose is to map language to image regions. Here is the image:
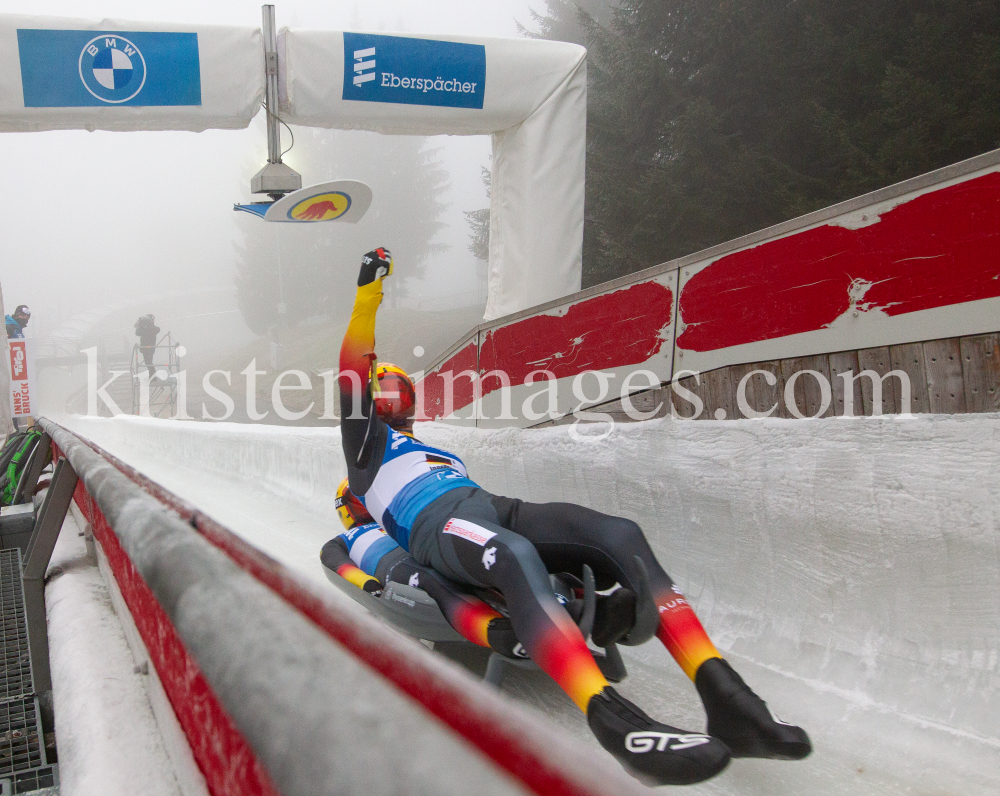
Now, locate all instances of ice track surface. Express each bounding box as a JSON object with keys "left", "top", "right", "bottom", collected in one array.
[{"left": 64, "top": 413, "right": 1000, "bottom": 795}]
